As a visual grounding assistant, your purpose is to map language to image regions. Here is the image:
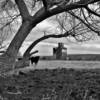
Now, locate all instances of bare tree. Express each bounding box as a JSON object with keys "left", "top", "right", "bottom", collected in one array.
[{"left": 0, "top": 0, "right": 99, "bottom": 74}]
